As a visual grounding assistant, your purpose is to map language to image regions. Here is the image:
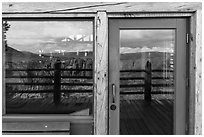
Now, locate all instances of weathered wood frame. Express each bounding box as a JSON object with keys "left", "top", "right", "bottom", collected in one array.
[
  {"left": 2, "top": 15, "right": 95, "bottom": 135},
  {"left": 2, "top": 9, "right": 201, "bottom": 135}
]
